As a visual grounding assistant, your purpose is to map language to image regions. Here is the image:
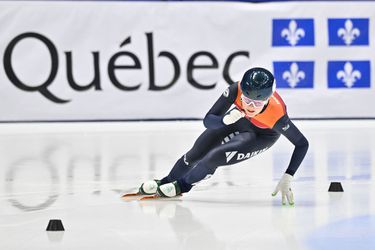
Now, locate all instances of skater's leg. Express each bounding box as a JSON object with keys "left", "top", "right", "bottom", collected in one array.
[
  {"left": 177, "top": 132, "right": 280, "bottom": 193},
  {"left": 160, "top": 128, "right": 225, "bottom": 184}
]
